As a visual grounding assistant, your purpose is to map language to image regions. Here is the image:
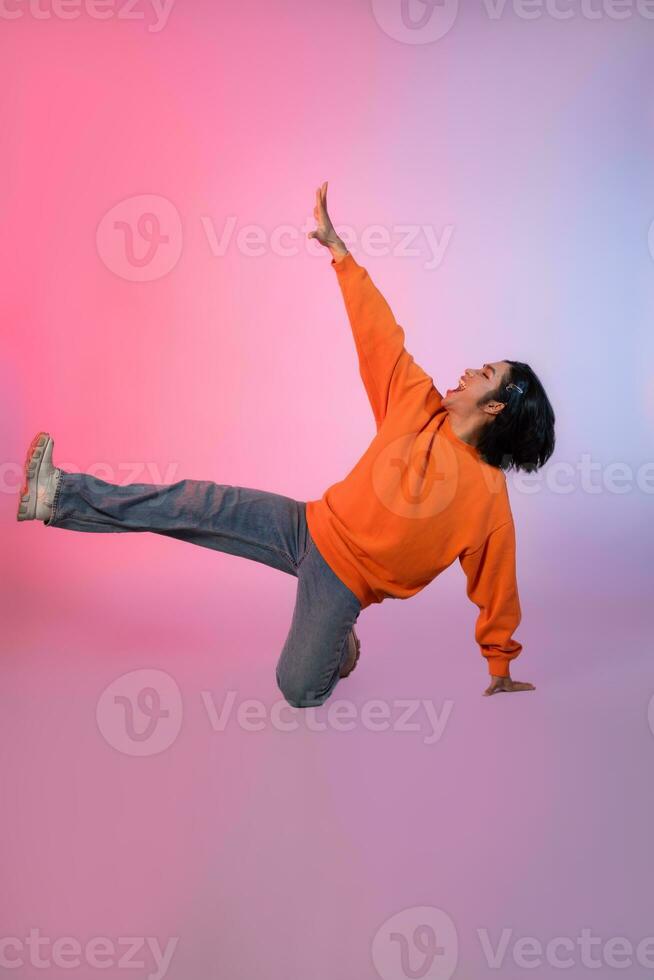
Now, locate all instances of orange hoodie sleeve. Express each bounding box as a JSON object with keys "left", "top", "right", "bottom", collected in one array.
[
  {"left": 458, "top": 519, "right": 523, "bottom": 678},
  {"left": 331, "top": 252, "right": 438, "bottom": 430}
]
